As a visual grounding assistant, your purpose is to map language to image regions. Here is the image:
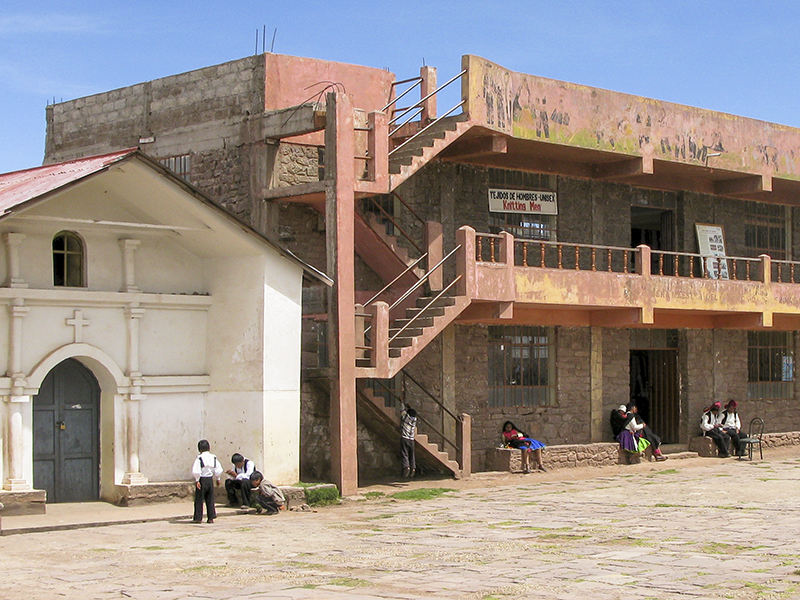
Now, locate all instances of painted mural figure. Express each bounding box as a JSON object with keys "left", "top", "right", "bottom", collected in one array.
[{"left": 191, "top": 439, "right": 223, "bottom": 523}]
